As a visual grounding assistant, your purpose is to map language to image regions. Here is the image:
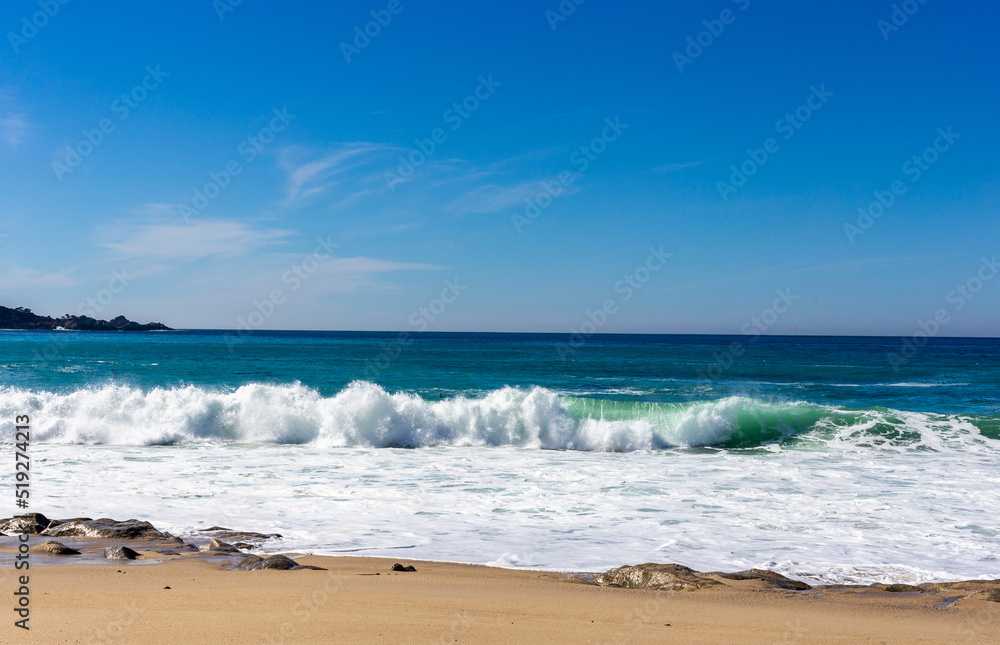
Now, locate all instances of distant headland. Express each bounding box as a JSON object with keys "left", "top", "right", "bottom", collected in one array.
[{"left": 0, "top": 305, "right": 172, "bottom": 331}]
